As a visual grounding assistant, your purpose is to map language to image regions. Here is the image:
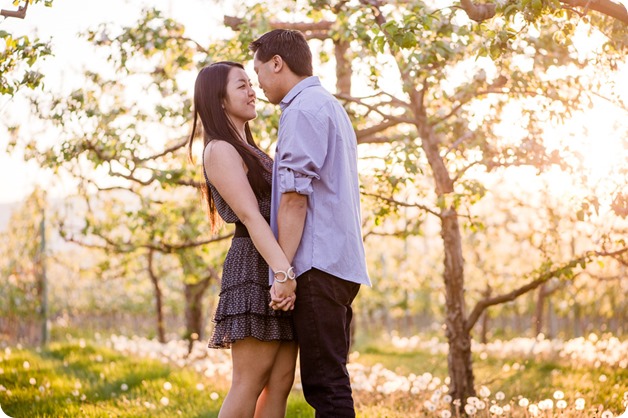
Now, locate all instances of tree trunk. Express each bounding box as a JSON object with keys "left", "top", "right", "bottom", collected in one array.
[
  {"left": 441, "top": 209, "right": 475, "bottom": 404},
  {"left": 184, "top": 278, "right": 211, "bottom": 351},
  {"left": 147, "top": 249, "right": 166, "bottom": 343},
  {"left": 334, "top": 39, "right": 351, "bottom": 95},
  {"left": 533, "top": 283, "right": 546, "bottom": 336},
  {"left": 479, "top": 286, "right": 491, "bottom": 344}
]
